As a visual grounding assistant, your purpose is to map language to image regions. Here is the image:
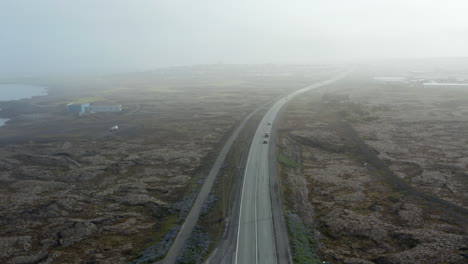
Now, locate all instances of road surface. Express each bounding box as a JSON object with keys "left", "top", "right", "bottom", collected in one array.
[
  {"left": 160, "top": 99, "right": 274, "bottom": 264},
  {"left": 235, "top": 73, "right": 349, "bottom": 264}
]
